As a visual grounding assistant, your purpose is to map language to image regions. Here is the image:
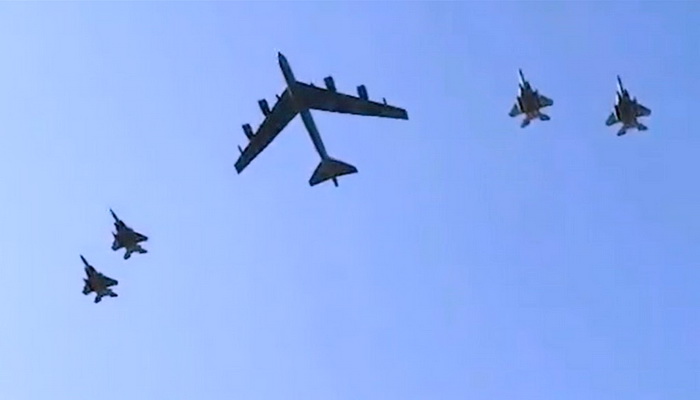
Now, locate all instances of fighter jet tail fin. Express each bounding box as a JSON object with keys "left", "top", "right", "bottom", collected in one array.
[
  {"left": 538, "top": 113, "right": 551, "bottom": 121},
  {"left": 309, "top": 158, "right": 357, "bottom": 187},
  {"left": 637, "top": 123, "right": 648, "bottom": 131},
  {"left": 617, "top": 127, "right": 627, "bottom": 136}
]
